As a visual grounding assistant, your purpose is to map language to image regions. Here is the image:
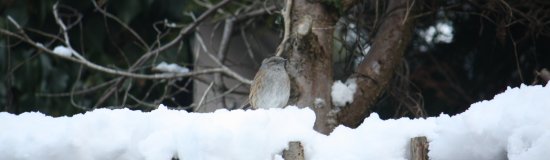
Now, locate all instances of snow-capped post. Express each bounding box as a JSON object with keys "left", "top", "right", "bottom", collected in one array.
[
  {"left": 410, "top": 136, "right": 429, "bottom": 160},
  {"left": 283, "top": 141, "right": 304, "bottom": 160}
]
